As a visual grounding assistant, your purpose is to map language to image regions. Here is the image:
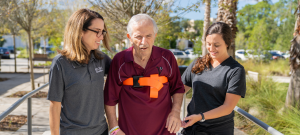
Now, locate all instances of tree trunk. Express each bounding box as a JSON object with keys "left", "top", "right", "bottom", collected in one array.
[
  {"left": 13, "top": 34, "right": 17, "bottom": 73},
  {"left": 285, "top": 68, "right": 300, "bottom": 109},
  {"left": 27, "top": 30, "right": 35, "bottom": 90},
  {"left": 285, "top": 6, "right": 300, "bottom": 108},
  {"left": 216, "top": 0, "right": 238, "bottom": 58},
  {"left": 202, "top": 0, "right": 211, "bottom": 57}
]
